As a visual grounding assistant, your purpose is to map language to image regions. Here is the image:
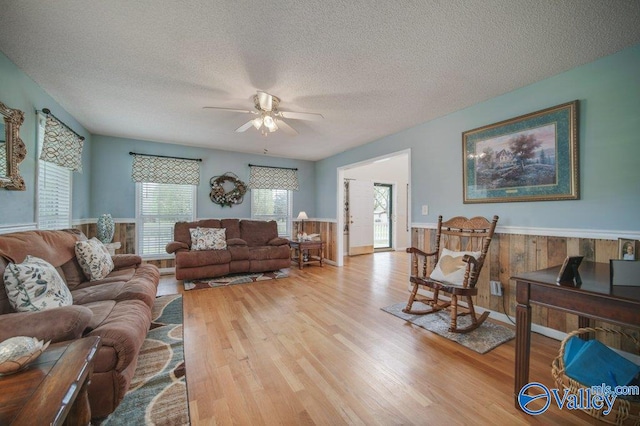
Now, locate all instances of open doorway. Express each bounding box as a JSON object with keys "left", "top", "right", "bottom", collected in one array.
[{"left": 336, "top": 150, "right": 411, "bottom": 266}]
